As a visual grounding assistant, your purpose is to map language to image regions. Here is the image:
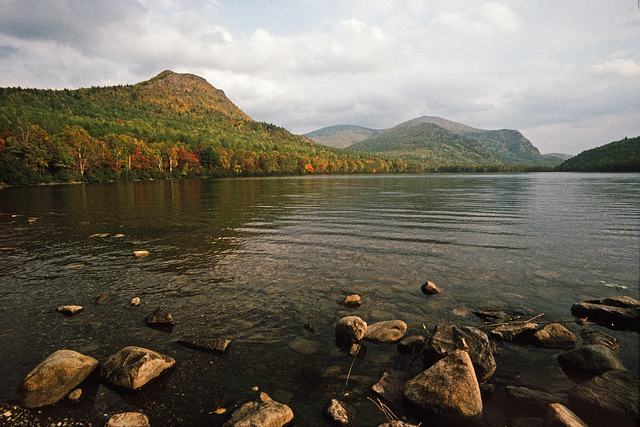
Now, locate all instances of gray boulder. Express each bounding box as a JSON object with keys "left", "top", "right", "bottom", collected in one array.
[
  {"left": 335, "top": 316, "right": 367, "bottom": 348},
  {"left": 568, "top": 369, "right": 639, "bottom": 427},
  {"left": 223, "top": 392, "right": 294, "bottom": 427},
  {"left": 531, "top": 323, "right": 577, "bottom": 348},
  {"left": 106, "top": 412, "right": 150, "bottom": 427},
  {"left": 403, "top": 349, "right": 482, "bottom": 423},
  {"left": 558, "top": 344, "right": 625, "bottom": 377},
  {"left": 571, "top": 296, "right": 640, "bottom": 331},
  {"left": 364, "top": 320, "right": 407, "bottom": 344},
  {"left": 17, "top": 349, "right": 98, "bottom": 408},
  {"left": 100, "top": 346, "right": 175, "bottom": 389},
  {"left": 424, "top": 324, "right": 496, "bottom": 382}
]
